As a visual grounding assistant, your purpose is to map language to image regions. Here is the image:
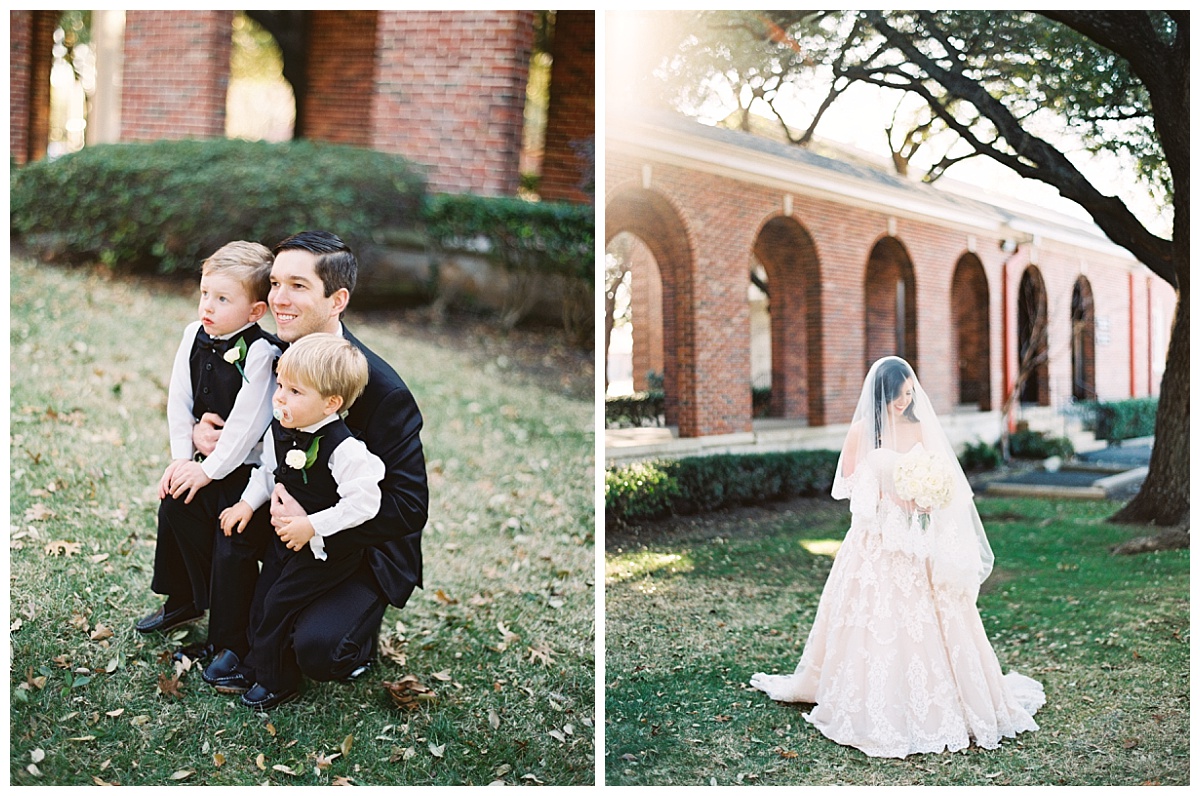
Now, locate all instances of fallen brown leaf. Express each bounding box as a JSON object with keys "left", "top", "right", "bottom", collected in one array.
[
  {"left": 157, "top": 673, "right": 184, "bottom": 699},
  {"left": 382, "top": 676, "right": 436, "bottom": 711}
]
